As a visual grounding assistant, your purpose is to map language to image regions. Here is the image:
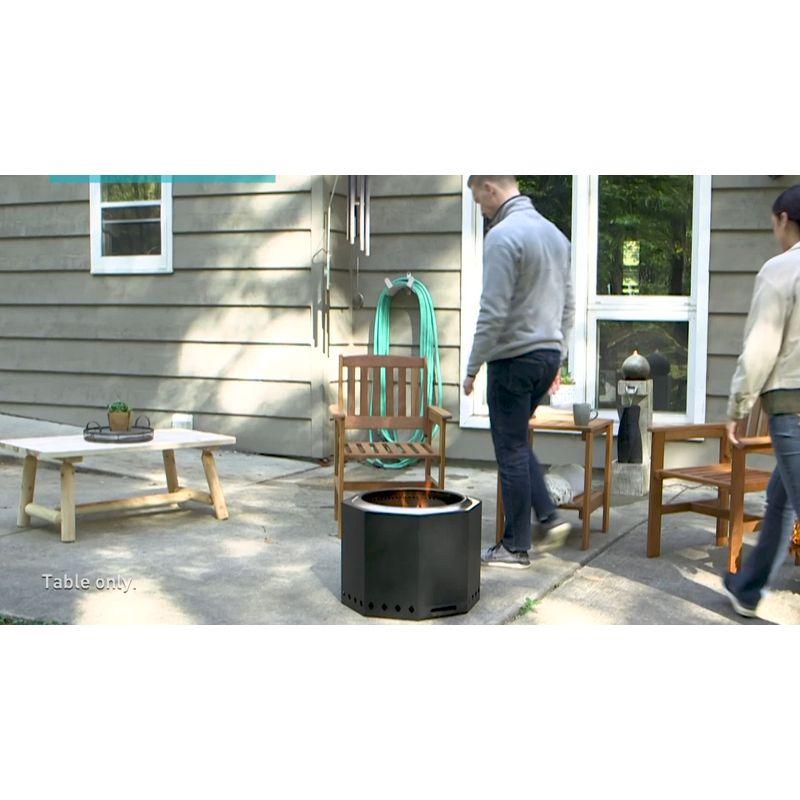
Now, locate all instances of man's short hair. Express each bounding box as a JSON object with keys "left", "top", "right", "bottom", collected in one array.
[{"left": 467, "top": 175, "right": 518, "bottom": 189}]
